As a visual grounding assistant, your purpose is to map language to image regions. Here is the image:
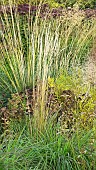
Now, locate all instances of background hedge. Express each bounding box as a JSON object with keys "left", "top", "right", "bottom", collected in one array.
[
  {"left": 55, "top": 0, "right": 96, "bottom": 8},
  {"left": 0, "top": 0, "right": 96, "bottom": 9}
]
